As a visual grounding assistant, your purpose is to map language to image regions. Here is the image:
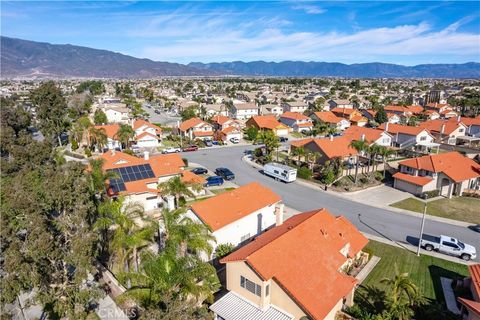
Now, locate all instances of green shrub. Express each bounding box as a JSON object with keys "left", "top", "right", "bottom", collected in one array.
[
  {"left": 359, "top": 177, "right": 369, "bottom": 184},
  {"left": 178, "top": 196, "right": 186, "bottom": 207},
  {"left": 297, "top": 167, "right": 313, "bottom": 180},
  {"left": 84, "top": 149, "right": 92, "bottom": 158},
  {"left": 71, "top": 139, "right": 79, "bottom": 151},
  {"left": 374, "top": 171, "right": 383, "bottom": 181},
  {"left": 215, "top": 243, "right": 235, "bottom": 258},
  {"left": 422, "top": 190, "right": 439, "bottom": 199}
]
